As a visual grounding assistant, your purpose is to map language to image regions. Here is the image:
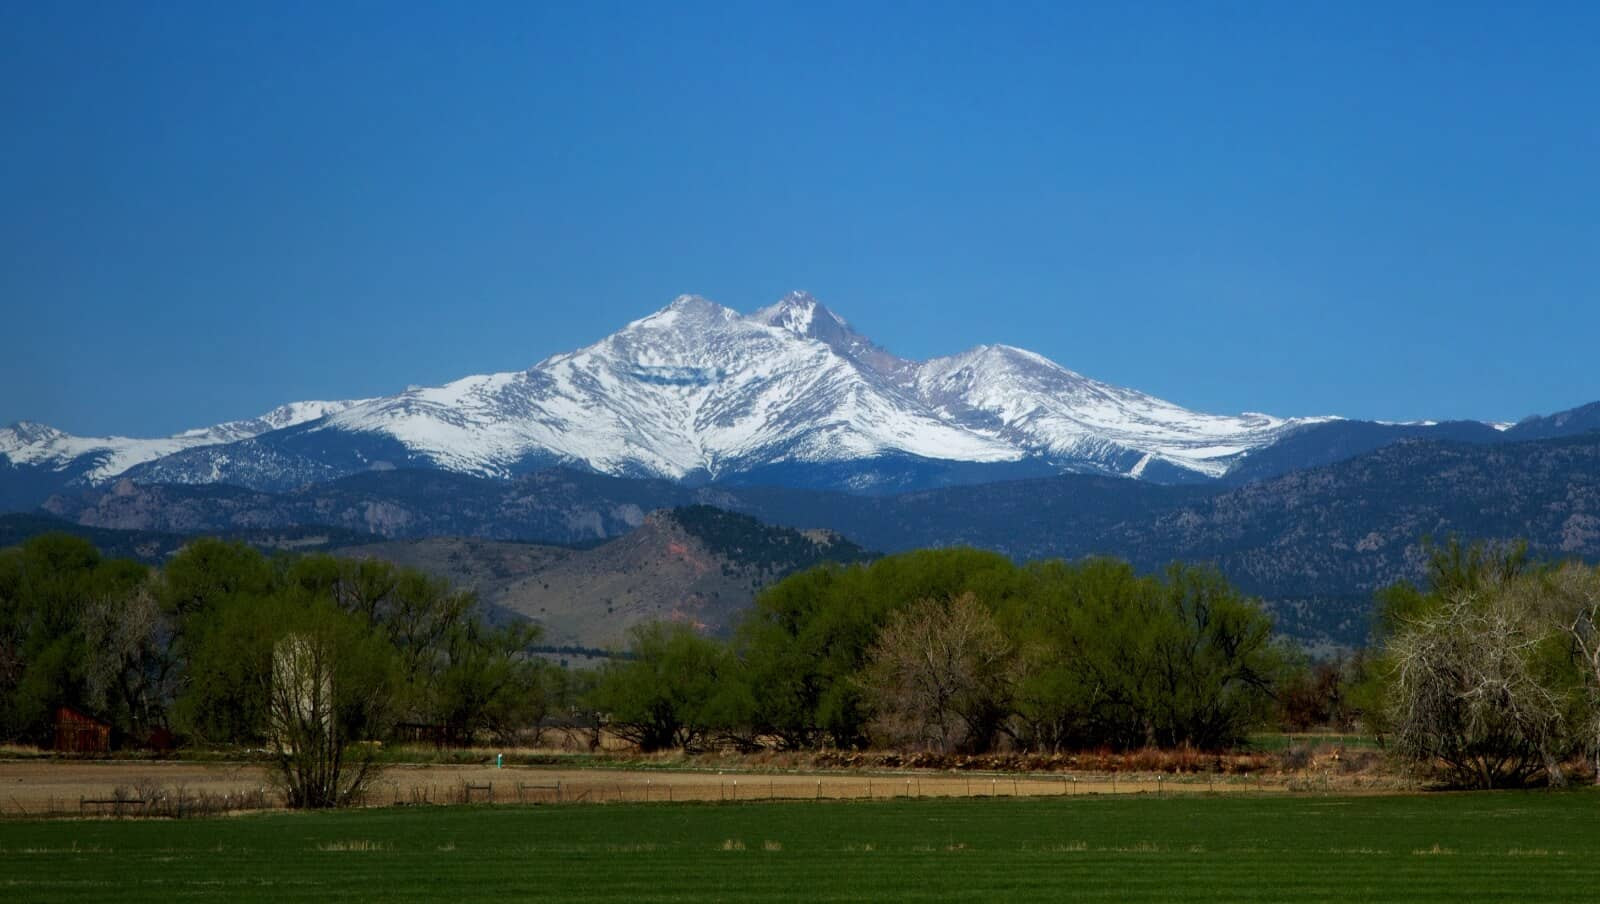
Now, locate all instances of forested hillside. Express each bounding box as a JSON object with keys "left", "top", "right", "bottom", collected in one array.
[{"left": 30, "top": 434, "right": 1600, "bottom": 644}]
